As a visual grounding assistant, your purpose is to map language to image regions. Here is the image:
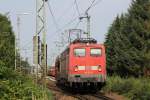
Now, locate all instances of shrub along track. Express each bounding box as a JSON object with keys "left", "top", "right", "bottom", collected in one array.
[{"left": 46, "top": 77, "right": 113, "bottom": 100}]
